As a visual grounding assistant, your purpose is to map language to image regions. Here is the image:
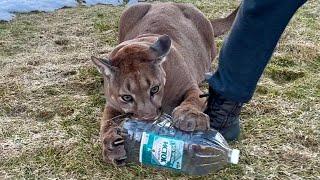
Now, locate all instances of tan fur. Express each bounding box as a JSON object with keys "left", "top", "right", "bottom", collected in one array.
[{"left": 93, "top": 2, "right": 238, "bottom": 165}]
